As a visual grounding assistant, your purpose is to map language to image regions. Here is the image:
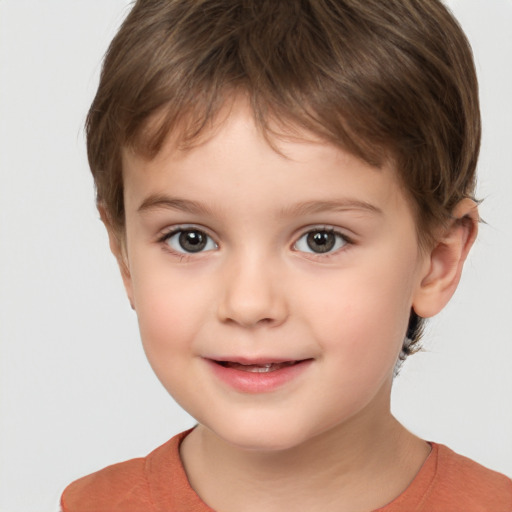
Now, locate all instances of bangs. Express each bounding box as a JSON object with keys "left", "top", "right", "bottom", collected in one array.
[{"left": 87, "top": 0, "right": 479, "bottom": 248}]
